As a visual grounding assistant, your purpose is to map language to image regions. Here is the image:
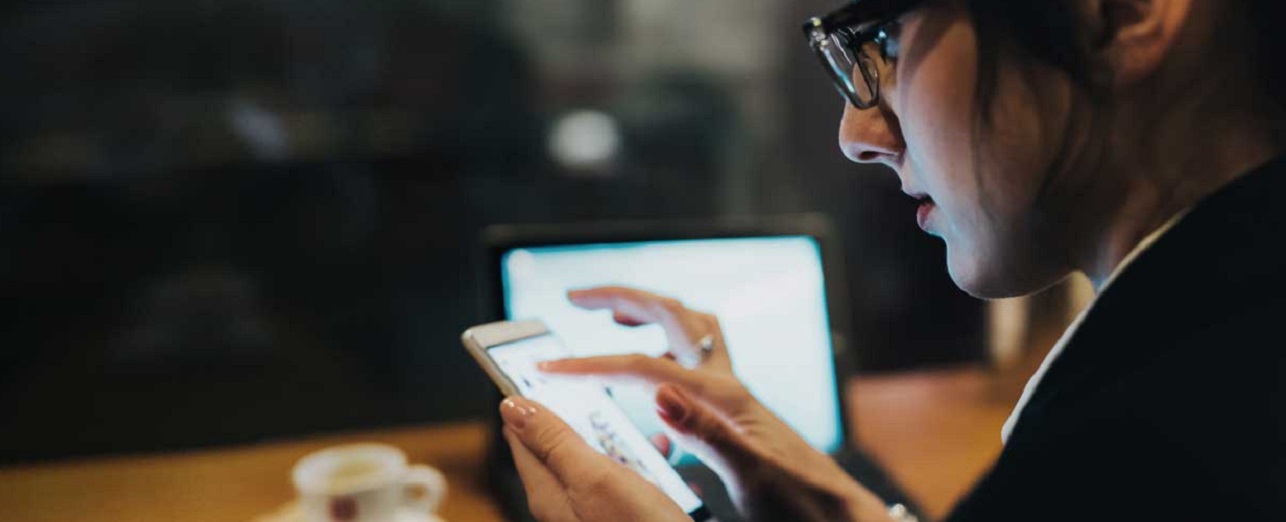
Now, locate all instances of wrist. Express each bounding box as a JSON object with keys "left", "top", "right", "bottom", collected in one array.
[
  {"left": 748, "top": 462, "right": 878, "bottom": 522},
  {"left": 834, "top": 479, "right": 899, "bottom": 522}
]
